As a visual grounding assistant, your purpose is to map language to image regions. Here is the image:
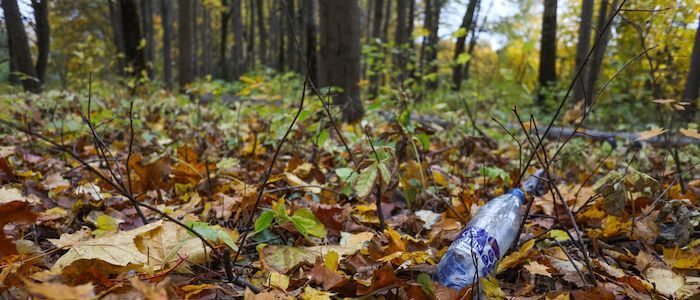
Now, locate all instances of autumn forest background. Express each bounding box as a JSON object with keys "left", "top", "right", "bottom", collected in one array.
[{"left": 0, "top": 0, "right": 699, "bottom": 299}]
